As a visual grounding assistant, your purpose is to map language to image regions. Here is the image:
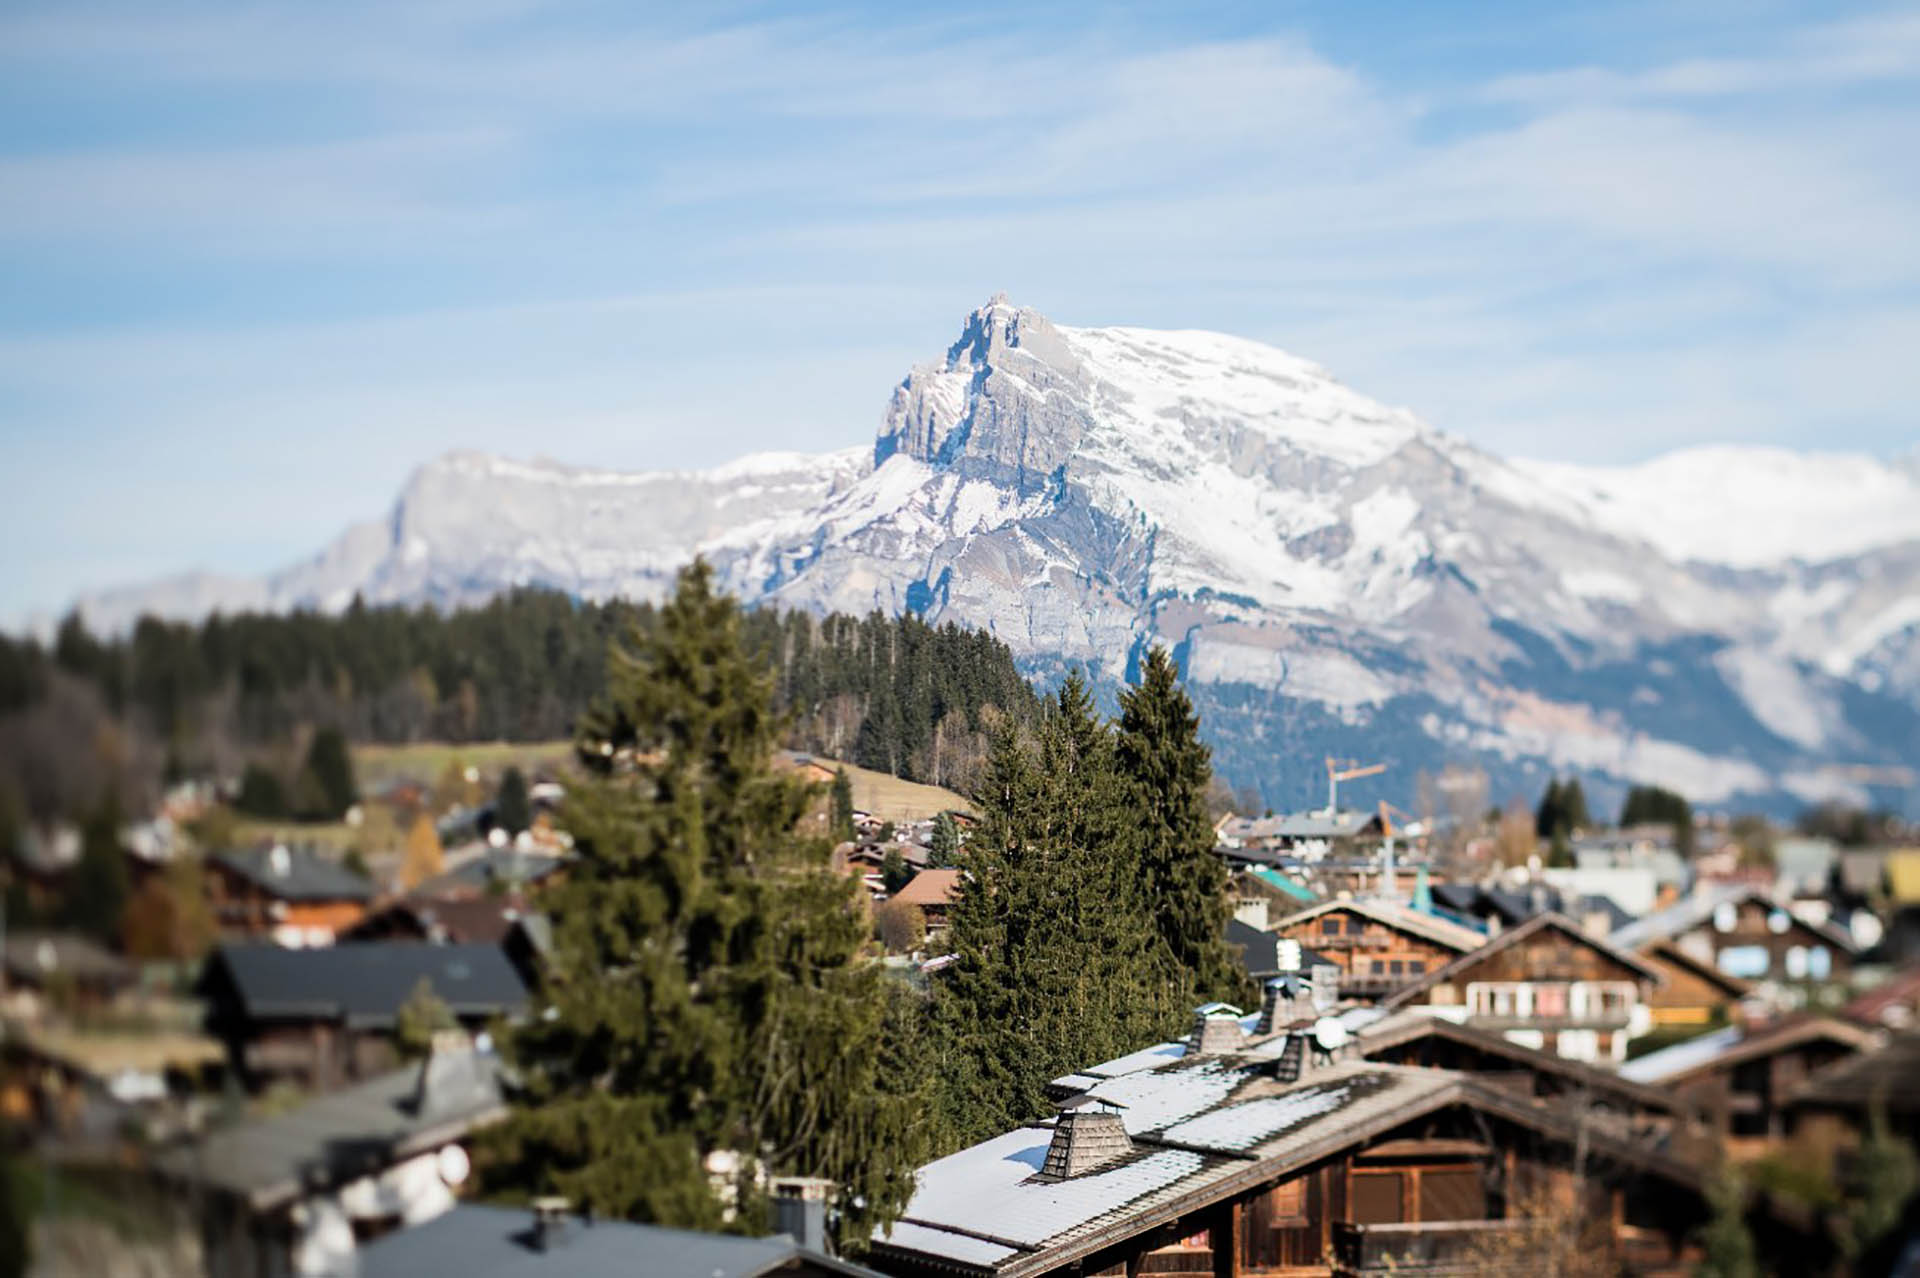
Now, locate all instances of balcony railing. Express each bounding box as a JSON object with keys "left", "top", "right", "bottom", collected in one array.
[{"left": 1331, "top": 1220, "right": 1530, "bottom": 1275}]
